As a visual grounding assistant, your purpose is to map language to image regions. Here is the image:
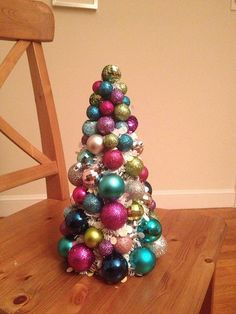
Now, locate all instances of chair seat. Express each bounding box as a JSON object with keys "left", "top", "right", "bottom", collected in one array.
[{"left": 0, "top": 203, "right": 225, "bottom": 314}]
